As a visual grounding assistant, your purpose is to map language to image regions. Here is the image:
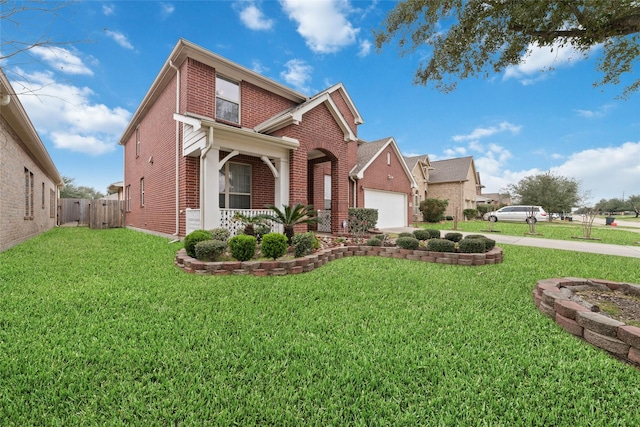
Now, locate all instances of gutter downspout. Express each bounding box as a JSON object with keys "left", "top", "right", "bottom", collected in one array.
[{"left": 169, "top": 60, "right": 180, "bottom": 236}]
